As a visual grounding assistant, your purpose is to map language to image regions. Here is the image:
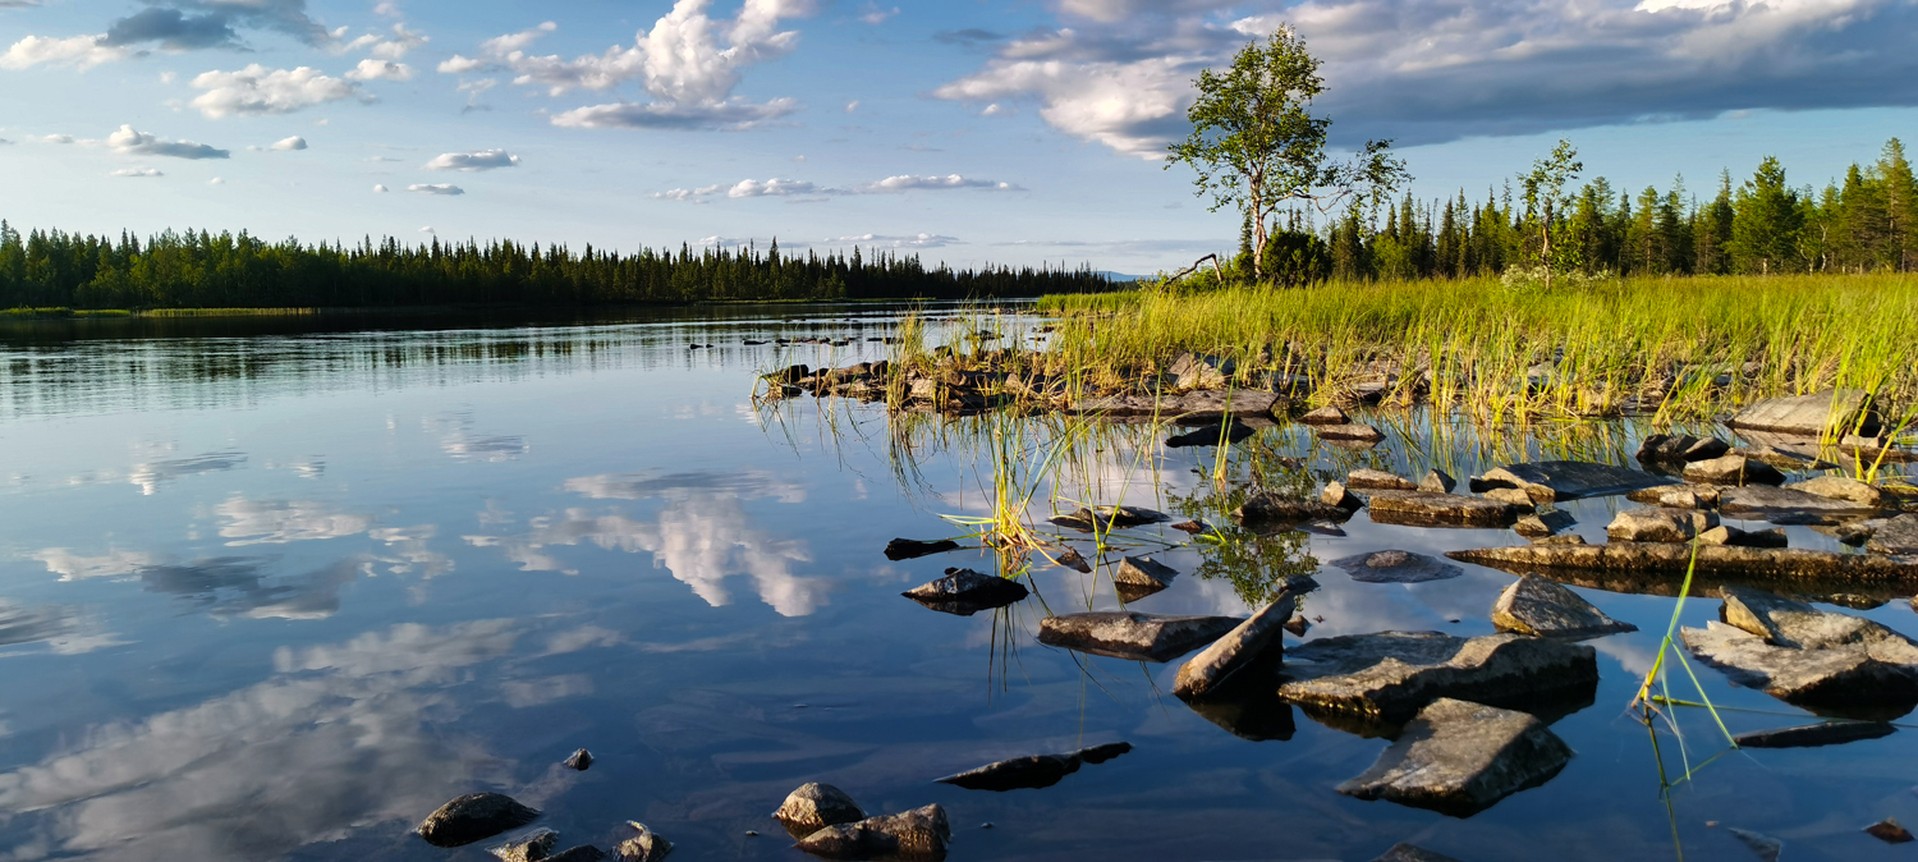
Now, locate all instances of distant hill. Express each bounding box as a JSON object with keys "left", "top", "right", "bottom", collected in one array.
[{"left": 1096, "top": 271, "right": 1145, "bottom": 283}]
